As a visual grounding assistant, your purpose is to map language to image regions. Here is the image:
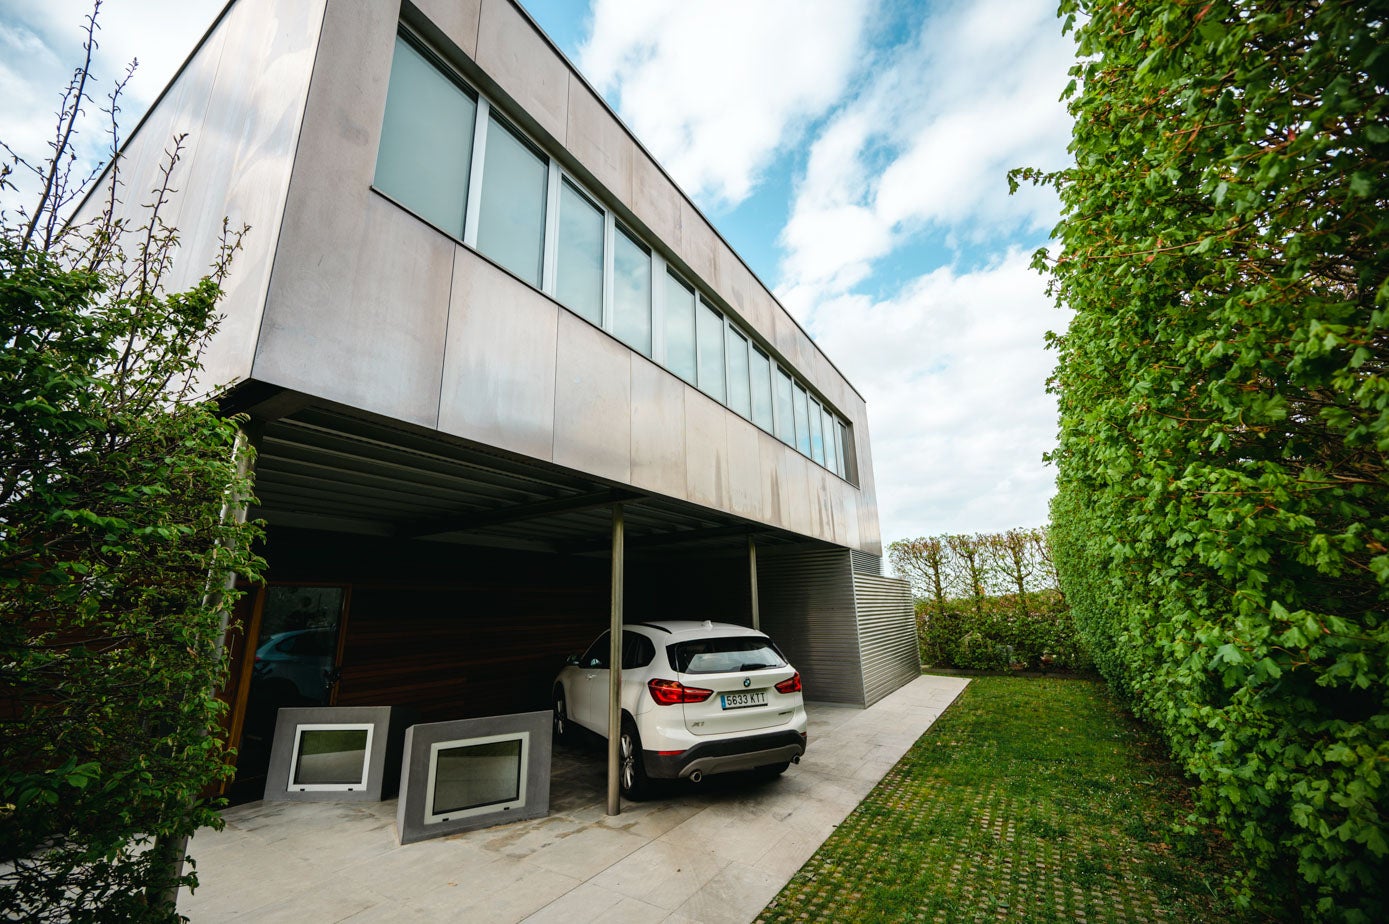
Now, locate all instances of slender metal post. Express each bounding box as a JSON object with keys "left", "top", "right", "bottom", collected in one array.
[
  {"left": 606, "top": 503, "right": 625, "bottom": 816},
  {"left": 748, "top": 534, "right": 760, "bottom": 631}
]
